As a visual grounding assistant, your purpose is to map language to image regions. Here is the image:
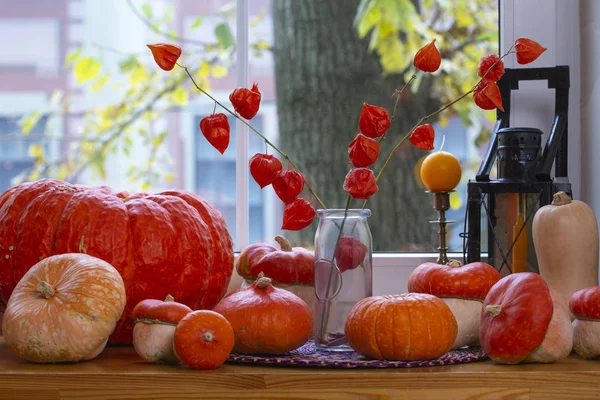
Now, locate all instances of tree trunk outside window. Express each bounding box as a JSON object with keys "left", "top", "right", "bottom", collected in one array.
[{"left": 272, "top": 0, "right": 439, "bottom": 251}]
